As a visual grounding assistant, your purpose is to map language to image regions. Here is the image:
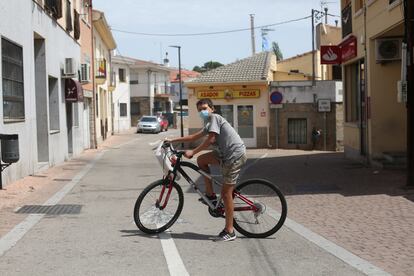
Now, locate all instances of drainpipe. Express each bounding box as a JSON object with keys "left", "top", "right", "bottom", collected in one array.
[
  {"left": 90, "top": 6, "right": 97, "bottom": 149},
  {"left": 363, "top": 2, "right": 370, "bottom": 163},
  {"left": 148, "top": 69, "right": 153, "bottom": 115}
]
